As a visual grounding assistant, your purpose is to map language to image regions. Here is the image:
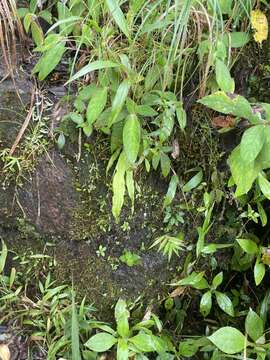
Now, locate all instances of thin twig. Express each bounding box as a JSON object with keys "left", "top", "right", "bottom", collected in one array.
[{"left": 9, "top": 89, "right": 35, "bottom": 156}]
